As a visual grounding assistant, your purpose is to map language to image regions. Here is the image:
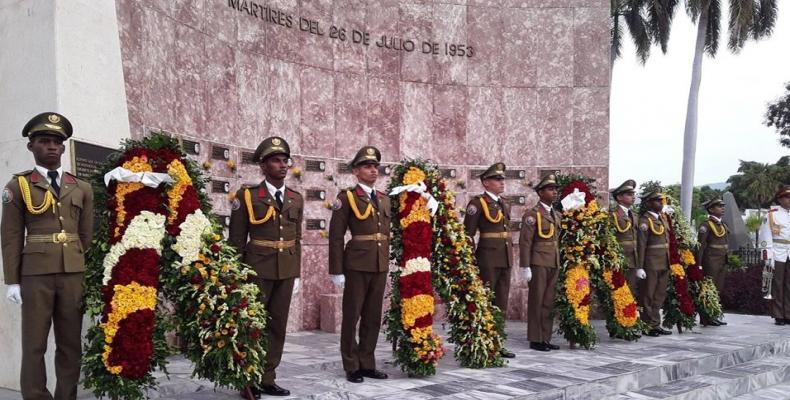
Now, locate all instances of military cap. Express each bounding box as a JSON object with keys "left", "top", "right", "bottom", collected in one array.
[
  {"left": 253, "top": 136, "right": 290, "bottom": 163},
  {"left": 776, "top": 184, "right": 790, "bottom": 202},
  {"left": 533, "top": 174, "right": 558, "bottom": 191},
  {"left": 611, "top": 179, "right": 637, "bottom": 196},
  {"left": 350, "top": 146, "right": 381, "bottom": 167},
  {"left": 22, "top": 112, "right": 72, "bottom": 140},
  {"left": 640, "top": 191, "right": 663, "bottom": 202},
  {"left": 702, "top": 198, "right": 725, "bottom": 211},
  {"left": 479, "top": 163, "right": 506, "bottom": 180}
]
